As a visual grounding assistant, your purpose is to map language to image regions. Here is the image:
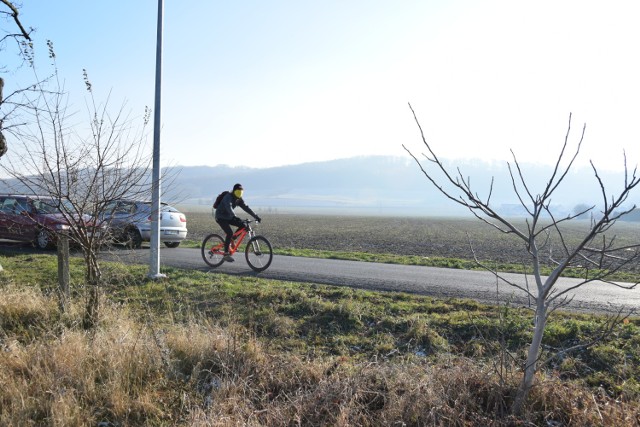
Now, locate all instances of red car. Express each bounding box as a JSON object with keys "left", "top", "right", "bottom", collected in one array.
[{"left": 0, "top": 194, "right": 96, "bottom": 249}]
